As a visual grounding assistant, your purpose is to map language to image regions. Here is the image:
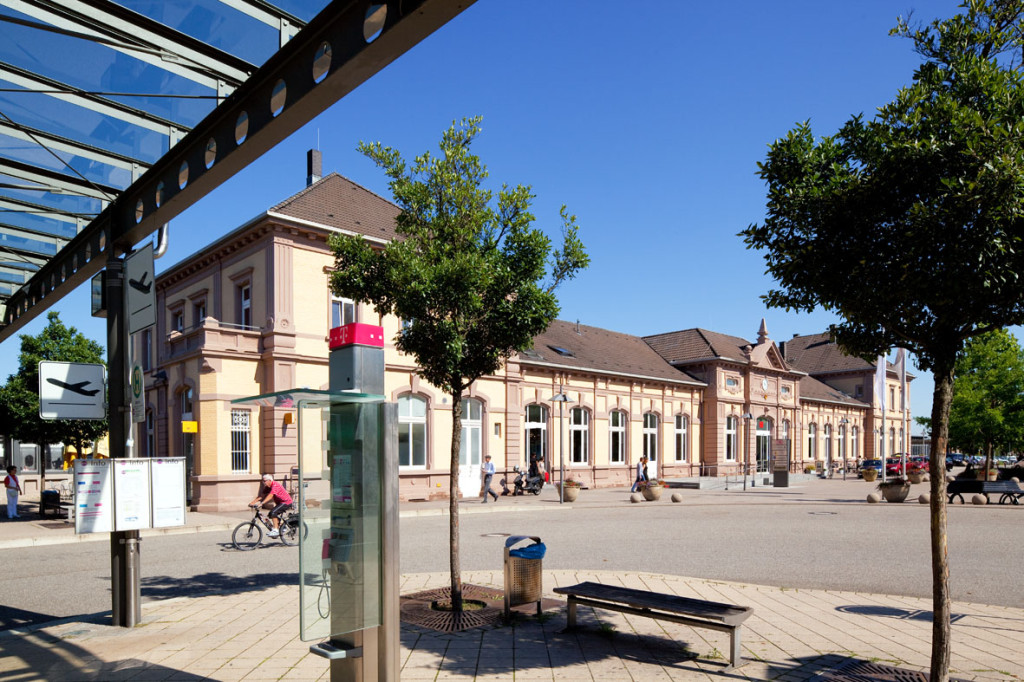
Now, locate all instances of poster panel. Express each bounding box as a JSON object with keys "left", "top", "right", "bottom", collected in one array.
[
  {"left": 74, "top": 459, "right": 113, "bottom": 534},
  {"left": 114, "top": 459, "right": 152, "bottom": 531},
  {"left": 151, "top": 458, "right": 186, "bottom": 528}
]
